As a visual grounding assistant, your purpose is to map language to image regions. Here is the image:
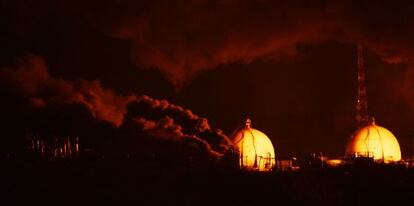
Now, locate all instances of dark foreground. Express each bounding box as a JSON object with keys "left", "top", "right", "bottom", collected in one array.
[{"left": 3, "top": 159, "right": 414, "bottom": 206}]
